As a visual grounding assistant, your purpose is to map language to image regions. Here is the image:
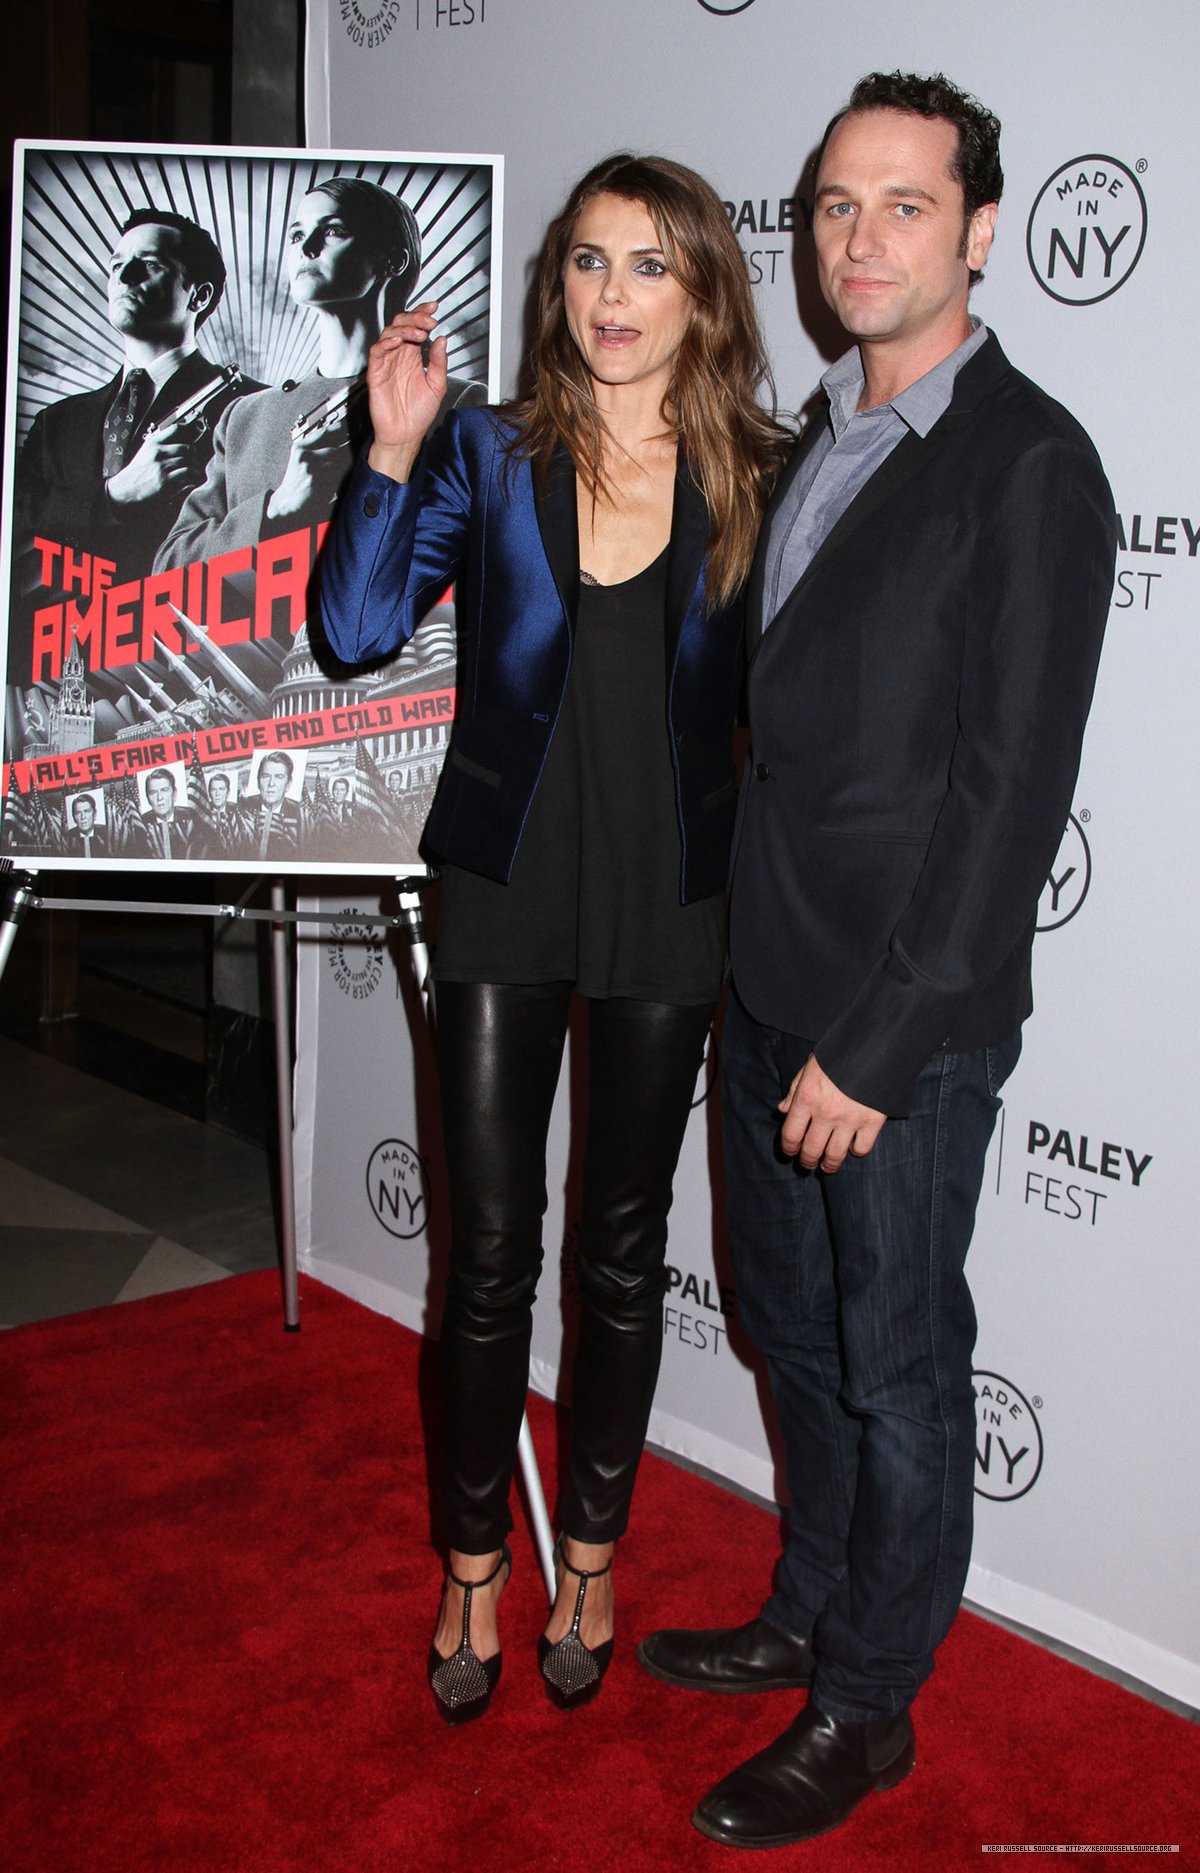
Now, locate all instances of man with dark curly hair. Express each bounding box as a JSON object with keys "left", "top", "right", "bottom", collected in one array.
[
  {"left": 639, "top": 72, "right": 1116, "bottom": 1849},
  {"left": 18, "top": 208, "right": 252, "bottom": 583}
]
